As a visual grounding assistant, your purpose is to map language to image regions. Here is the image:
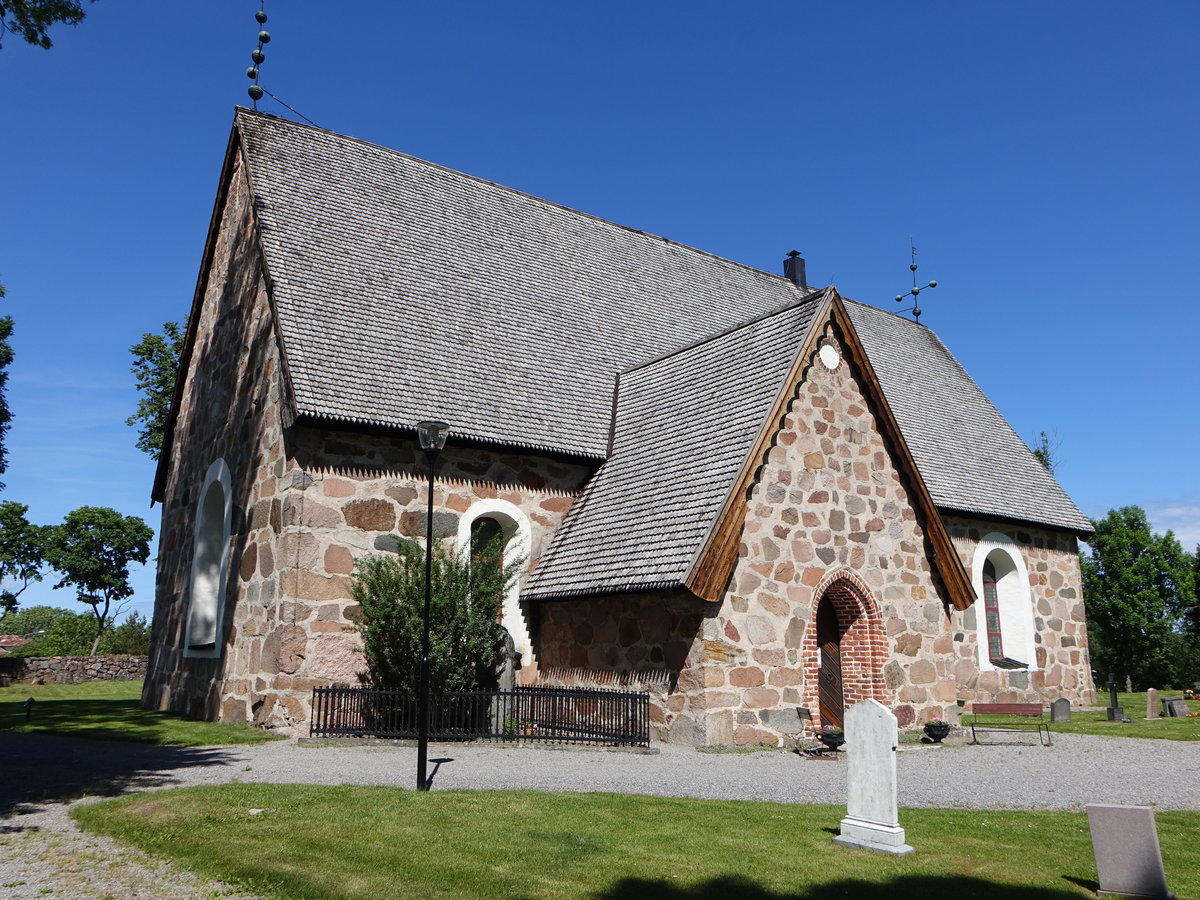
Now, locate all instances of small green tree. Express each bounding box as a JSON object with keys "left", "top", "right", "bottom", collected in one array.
[
  {"left": 0, "top": 500, "right": 51, "bottom": 615},
  {"left": 1027, "top": 430, "right": 1060, "bottom": 475},
  {"left": 127, "top": 321, "right": 184, "bottom": 460},
  {"left": 97, "top": 610, "right": 152, "bottom": 655},
  {"left": 350, "top": 537, "right": 516, "bottom": 692},
  {"left": 1082, "top": 506, "right": 1197, "bottom": 691},
  {"left": 45, "top": 506, "right": 153, "bottom": 654}
]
